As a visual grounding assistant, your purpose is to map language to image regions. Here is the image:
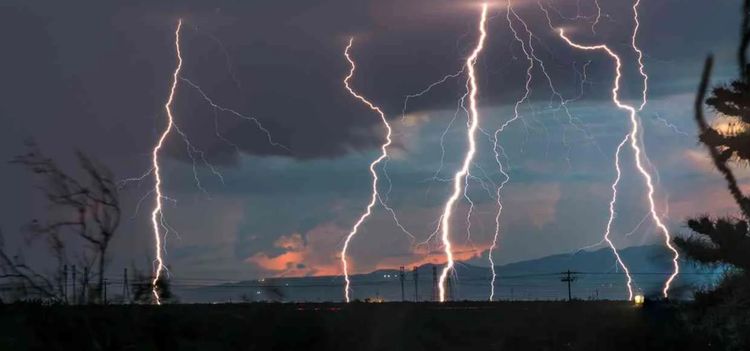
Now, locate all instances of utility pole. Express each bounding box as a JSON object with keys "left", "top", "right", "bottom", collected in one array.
[
  {"left": 103, "top": 278, "right": 108, "bottom": 305},
  {"left": 432, "top": 266, "right": 438, "bottom": 301},
  {"left": 83, "top": 267, "right": 89, "bottom": 305},
  {"left": 399, "top": 266, "right": 405, "bottom": 302},
  {"left": 71, "top": 265, "right": 76, "bottom": 305},
  {"left": 63, "top": 265, "right": 68, "bottom": 304},
  {"left": 413, "top": 266, "right": 418, "bottom": 302},
  {"left": 122, "top": 268, "right": 130, "bottom": 304},
  {"left": 560, "top": 270, "right": 578, "bottom": 302}
]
